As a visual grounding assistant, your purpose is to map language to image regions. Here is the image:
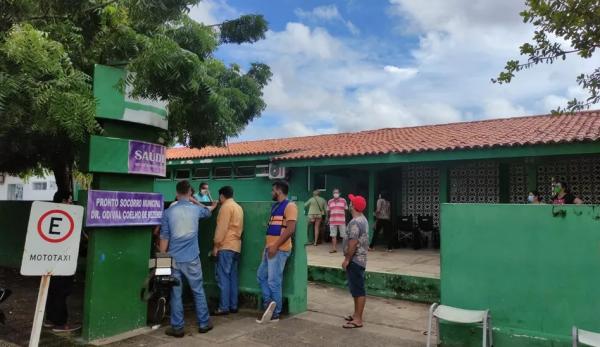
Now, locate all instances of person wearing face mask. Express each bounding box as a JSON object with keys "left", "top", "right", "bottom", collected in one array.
[
  {"left": 551, "top": 180, "right": 583, "bottom": 205},
  {"left": 194, "top": 182, "right": 212, "bottom": 203},
  {"left": 327, "top": 188, "right": 348, "bottom": 253},
  {"left": 527, "top": 190, "right": 544, "bottom": 204}
]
